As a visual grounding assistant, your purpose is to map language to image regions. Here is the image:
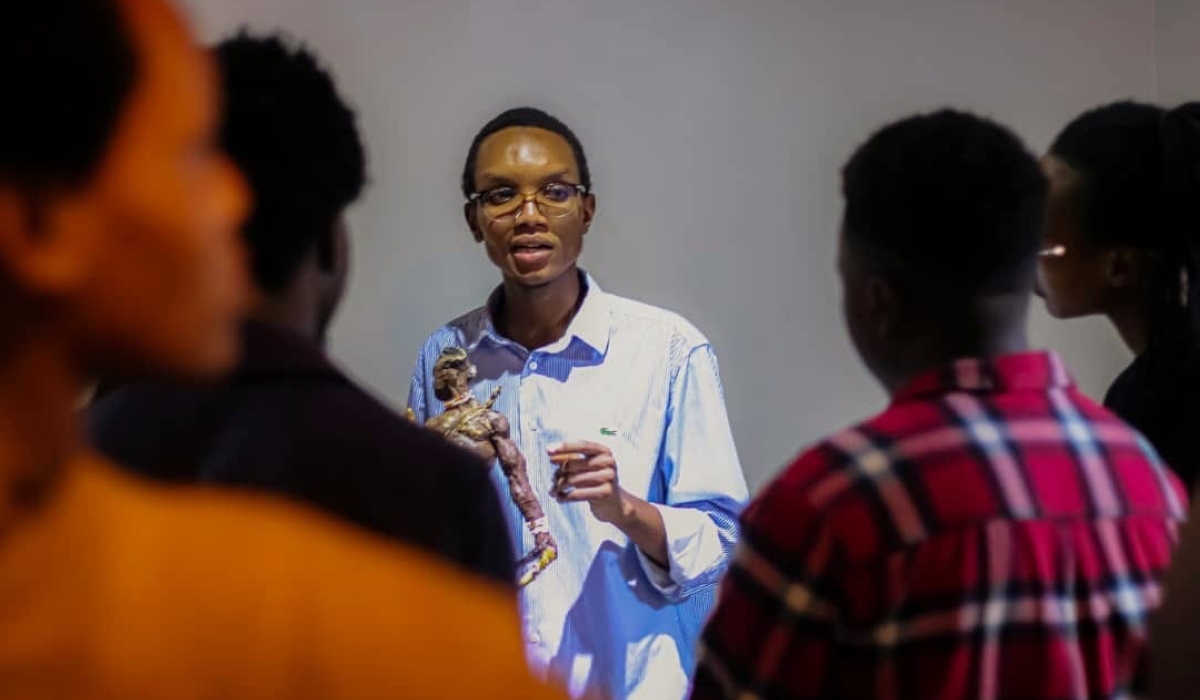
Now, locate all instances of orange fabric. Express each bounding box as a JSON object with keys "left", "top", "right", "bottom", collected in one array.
[{"left": 0, "top": 456, "right": 568, "bottom": 699}]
